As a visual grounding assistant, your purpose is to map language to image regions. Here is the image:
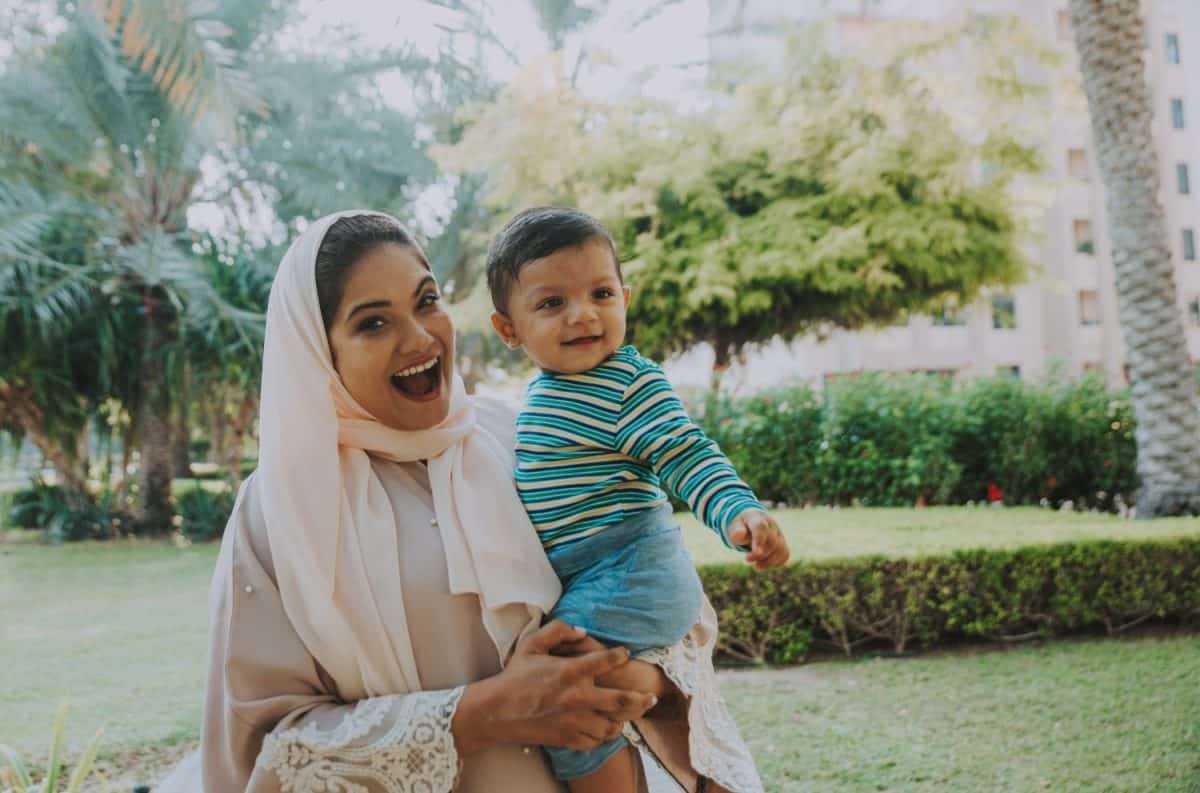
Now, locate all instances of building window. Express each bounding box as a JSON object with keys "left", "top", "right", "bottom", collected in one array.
[
  {"left": 1056, "top": 10, "right": 1071, "bottom": 42},
  {"left": 991, "top": 294, "right": 1017, "bottom": 329},
  {"left": 998, "top": 365, "right": 1021, "bottom": 380},
  {"left": 1167, "top": 33, "right": 1181, "bottom": 64},
  {"left": 1073, "top": 219, "right": 1094, "bottom": 254},
  {"left": 920, "top": 368, "right": 958, "bottom": 380},
  {"left": 1068, "top": 148, "right": 1089, "bottom": 181},
  {"left": 1185, "top": 228, "right": 1196, "bottom": 261},
  {"left": 932, "top": 306, "right": 965, "bottom": 327},
  {"left": 1172, "top": 98, "right": 1185, "bottom": 129},
  {"left": 1179, "top": 163, "right": 1191, "bottom": 194},
  {"left": 1079, "top": 290, "right": 1102, "bottom": 326},
  {"left": 1189, "top": 298, "right": 1200, "bottom": 327}
]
